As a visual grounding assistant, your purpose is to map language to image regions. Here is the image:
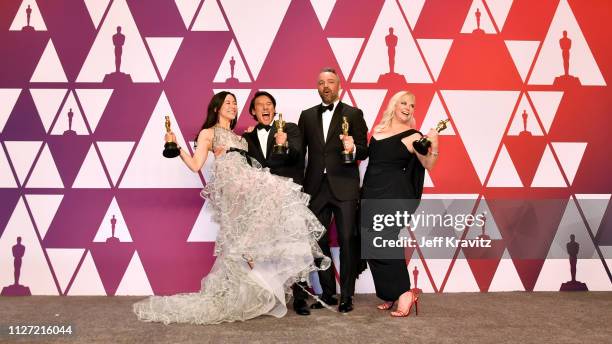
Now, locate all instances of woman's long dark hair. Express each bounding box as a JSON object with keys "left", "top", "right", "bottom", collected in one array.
[{"left": 195, "top": 91, "right": 237, "bottom": 143}]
